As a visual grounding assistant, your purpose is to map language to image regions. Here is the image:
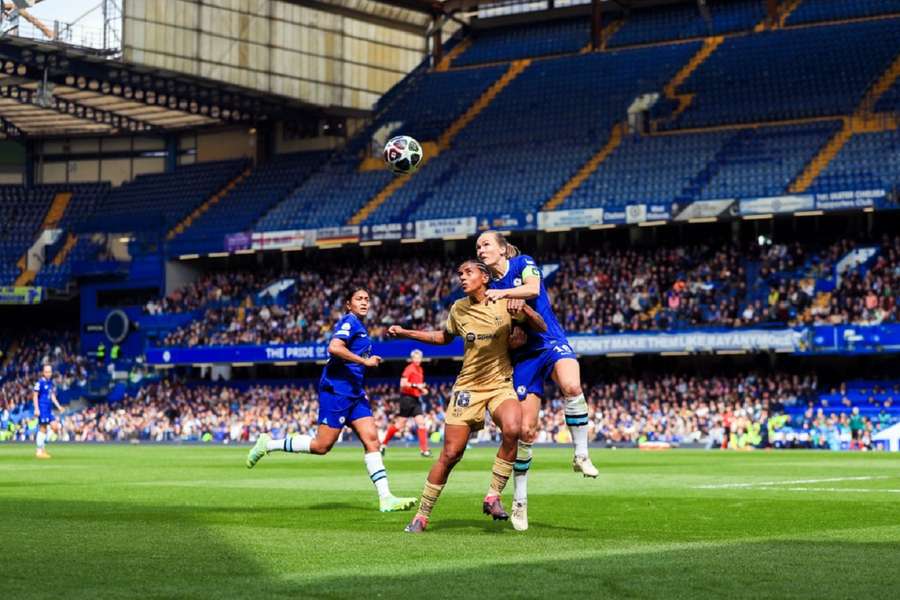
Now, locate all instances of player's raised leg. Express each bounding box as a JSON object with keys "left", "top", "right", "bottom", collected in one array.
[
  {"left": 553, "top": 358, "right": 598, "bottom": 478},
  {"left": 483, "top": 397, "right": 521, "bottom": 521},
  {"left": 512, "top": 393, "right": 540, "bottom": 531},
  {"left": 405, "top": 423, "right": 470, "bottom": 533},
  {"left": 246, "top": 423, "right": 342, "bottom": 467},
  {"left": 351, "top": 415, "right": 416, "bottom": 512}
]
